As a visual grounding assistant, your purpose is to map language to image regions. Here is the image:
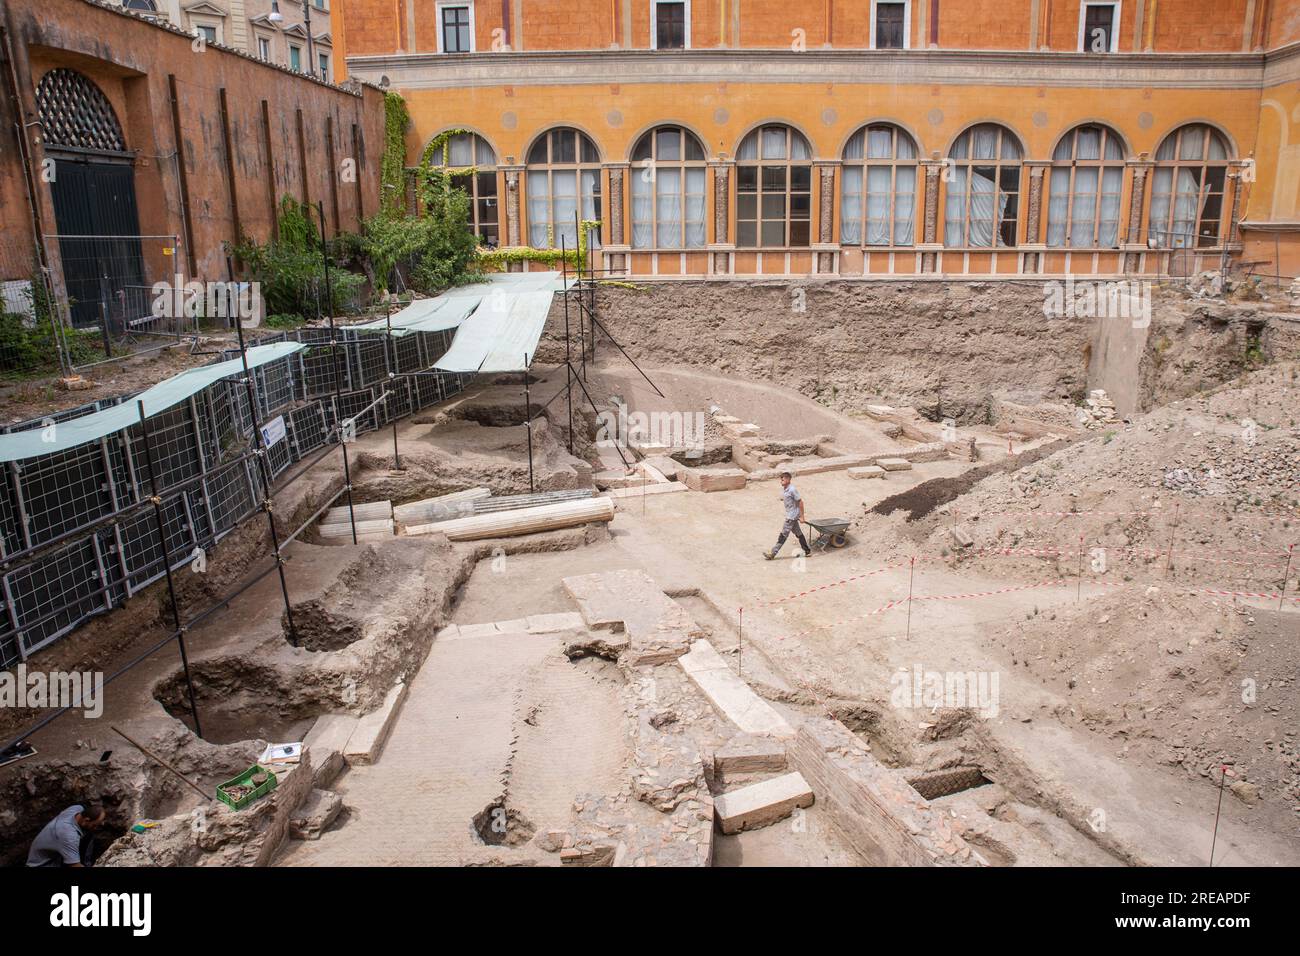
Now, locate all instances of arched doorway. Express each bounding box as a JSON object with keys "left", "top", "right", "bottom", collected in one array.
[{"left": 36, "top": 68, "right": 145, "bottom": 330}]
